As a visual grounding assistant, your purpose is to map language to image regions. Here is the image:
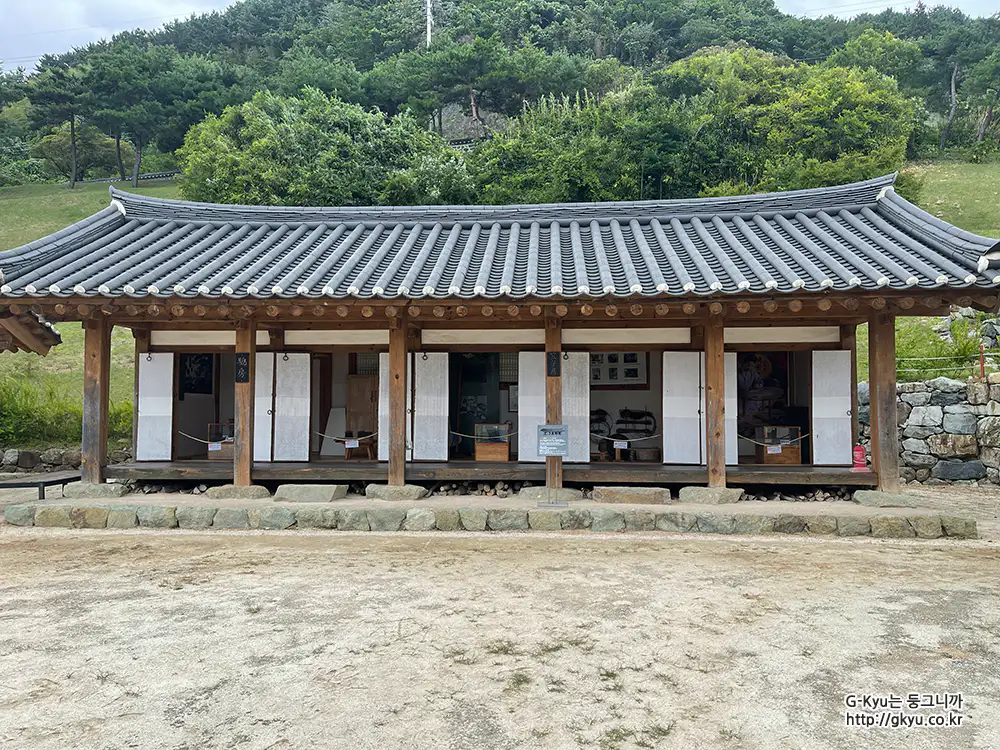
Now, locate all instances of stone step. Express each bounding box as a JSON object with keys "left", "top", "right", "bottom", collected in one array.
[{"left": 2, "top": 503, "right": 977, "bottom": 539}]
